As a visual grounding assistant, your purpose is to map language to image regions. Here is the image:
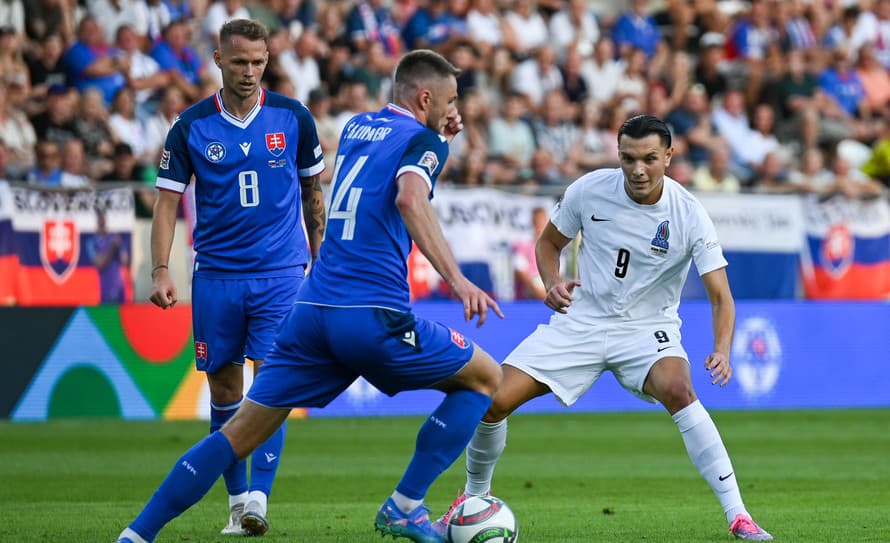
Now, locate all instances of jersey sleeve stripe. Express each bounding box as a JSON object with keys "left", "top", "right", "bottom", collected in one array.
[
  {"left": 396, "top": 165, "right": 433, "bottom": 191},
  {"left": 298, "top": 159, "right": 325, "bottom": 178},
  {"left": 156, "top": 177, "right": 187, "bottom": 193}
]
